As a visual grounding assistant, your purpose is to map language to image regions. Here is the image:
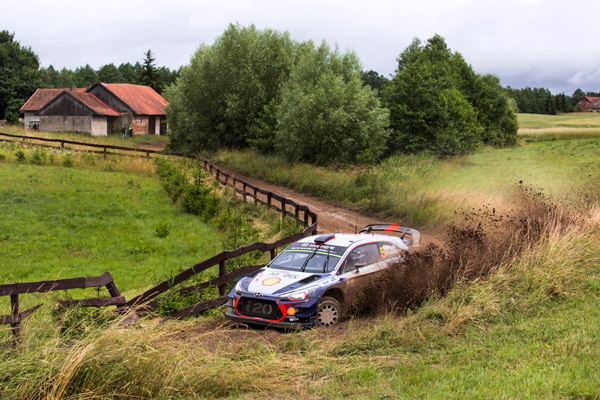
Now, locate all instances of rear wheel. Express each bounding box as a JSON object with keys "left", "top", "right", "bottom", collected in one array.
[{"left": 316, "top": 296, "right": 343, "bottom": 327}]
